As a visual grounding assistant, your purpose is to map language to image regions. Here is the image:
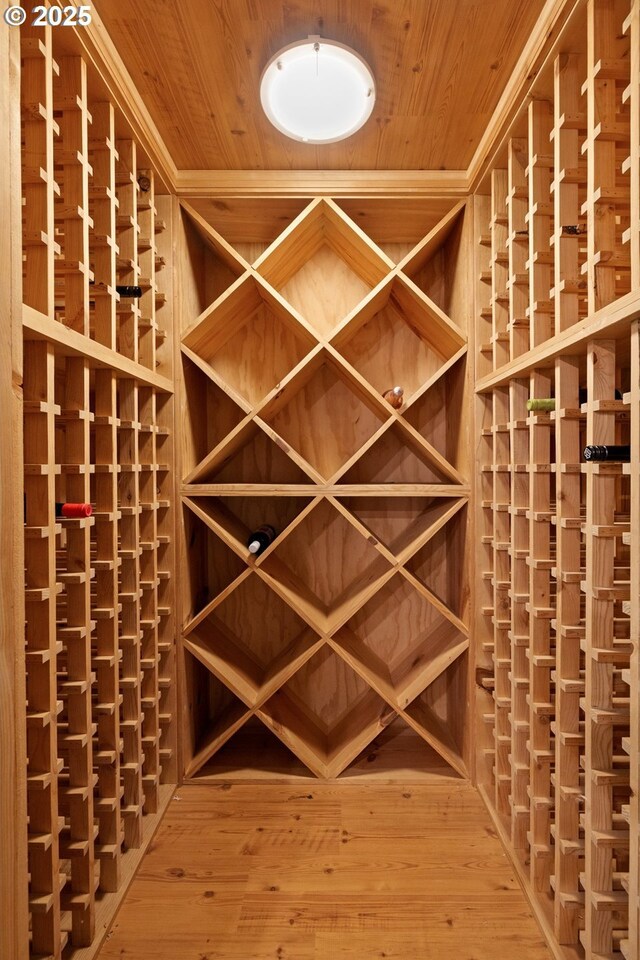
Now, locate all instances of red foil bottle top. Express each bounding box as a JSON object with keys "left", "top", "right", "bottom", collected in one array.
[{"left": 61, "top": 503, "right": 93, "bottom": 518}]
